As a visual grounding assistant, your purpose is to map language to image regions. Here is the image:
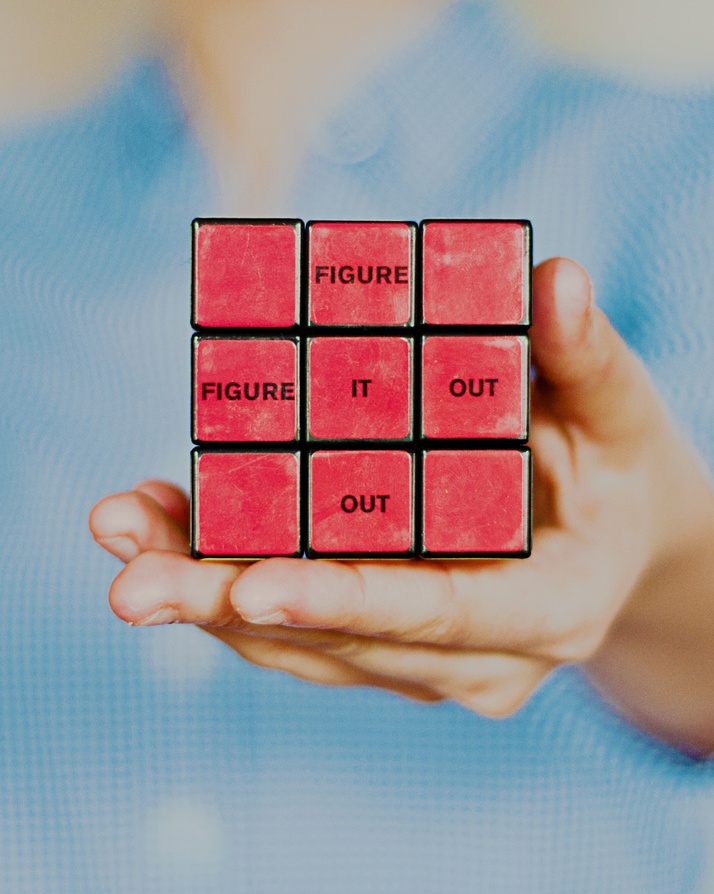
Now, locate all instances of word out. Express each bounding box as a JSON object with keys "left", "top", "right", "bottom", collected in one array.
[
  {"left": 341, "top": 494, "right": 391, "bottom": 513},
  {"left": 449, "top": 378, "right": 498, "bottom": 397}
]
